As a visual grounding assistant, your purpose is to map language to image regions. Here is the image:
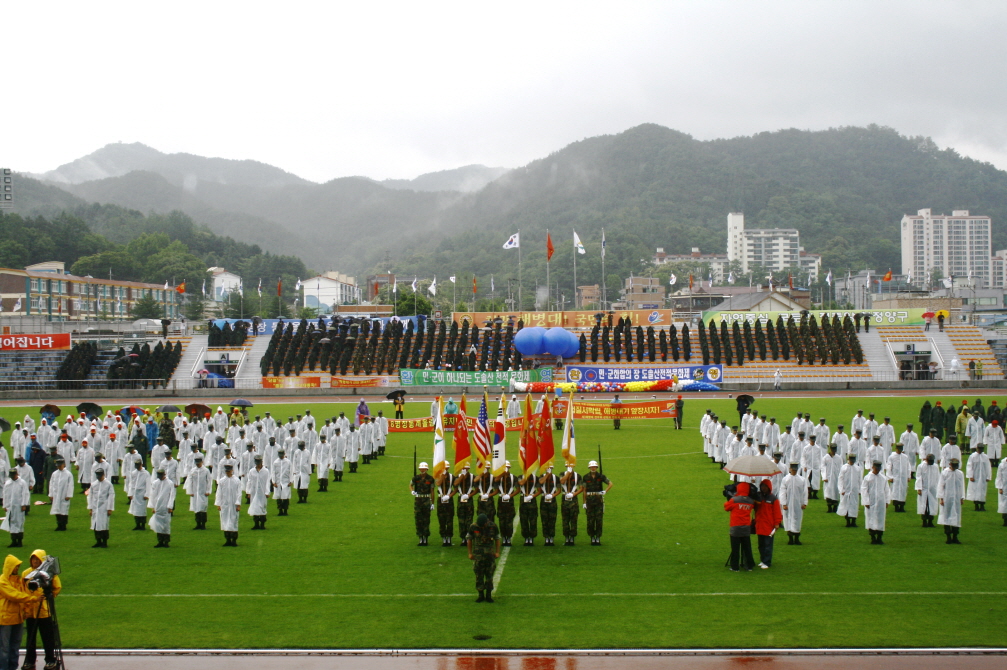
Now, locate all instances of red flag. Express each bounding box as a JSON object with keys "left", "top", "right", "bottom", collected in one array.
[
  {"left": 546, "top": 233, "right": 555, "bottom": 261},
  {"left": 882, "top": 270, "right": 893, "bottom": 281},
  {"left": 519, "top": 394, "right": 539, "bottom": 476},
  {"left": 788, "top": 274, "right": 793, "bottom": 290},
  {"left": 472, "top": 276, "right": 477, "bottom": 295},
  {"left": 453, "top": 394, "right": 471, "bottom": 474},
  {"left": 277, "top": 278, "right": 283, "bottom": 297},
  {"left": 538, "top": 396, "right": 555, "bottom": 470},
  {"left": 175, "top": 282, "right": 186, "bottom": 294},
  {"left": 688, "top": 274, "right": 694, "bottom": 290}
]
